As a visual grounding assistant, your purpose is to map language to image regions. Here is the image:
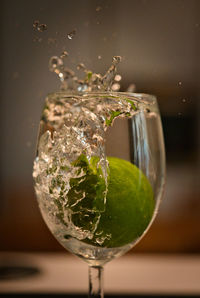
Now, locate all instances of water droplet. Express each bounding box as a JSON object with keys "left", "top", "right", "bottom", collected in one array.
[
  {"left": 49, "top": 53, "right": 122, "bottom": 92},
  {"left": 111, "top": 83, "right": 120, "bottom": 91},
  {"left": 33, "top": 20, "right": 47, "bottom": 32},
  {"left": 67, "top": 29, "right": 76, "bottom": 40},
  {"left": 77, "top": 84, "right": 88, "bottom": 92},
  {"left": 182, "top": 98, "right": 186, "bottom": 103},
  {"left": 112, "top": 56, "right": 122, "bottom": 65},
  {"left": 96, "top": 6, "right": 102, "bottom": 12},
  {"left": 114, "top": 74, "right": 121, "bottom": 82},
  {"left": 178, "top": 81, "right": 182, "bottom": 86},
  {"left": 77, "top": 63, "right": 87, "bottom": 72},
  {"left": 59, "top": 72, "right": 64, "bottom": 79},
  {"left": 60, "top": 51, "right": 69, "bottom": 58},
  {"left": 38, "top": 23, "right": 47, "bottom": 32},
  {"left": 33, "top": 20, "right": 40, "bottom": 29},
  {"left": 49, "top": 56, "right": 63, "bottom": 72}
]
